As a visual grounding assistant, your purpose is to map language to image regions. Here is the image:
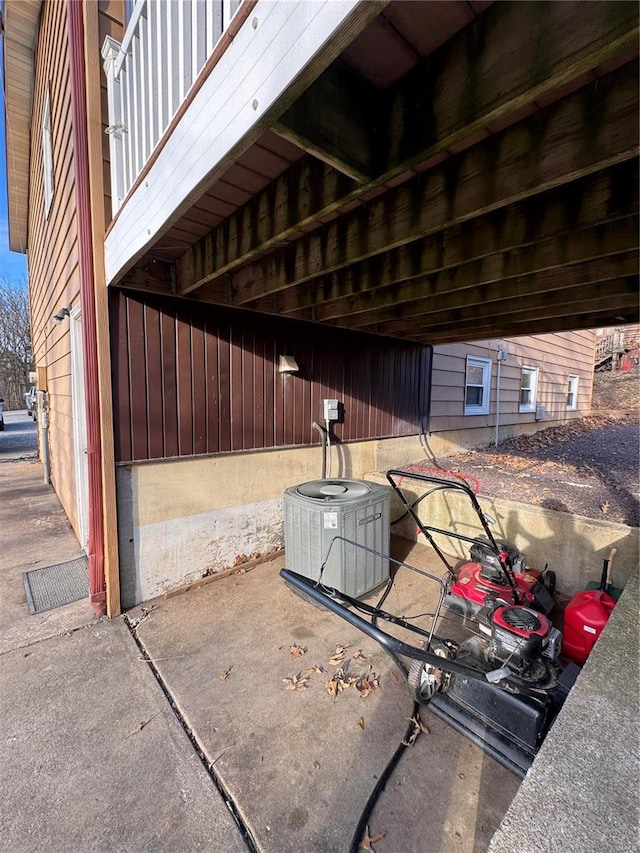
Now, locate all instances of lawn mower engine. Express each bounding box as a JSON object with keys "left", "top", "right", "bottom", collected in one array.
[
  {"left": 411, "top": 599, "right": 573, "bottom": 776},
  {"left": 449, "top": 538, "right": 555, "bottom": 617}
]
